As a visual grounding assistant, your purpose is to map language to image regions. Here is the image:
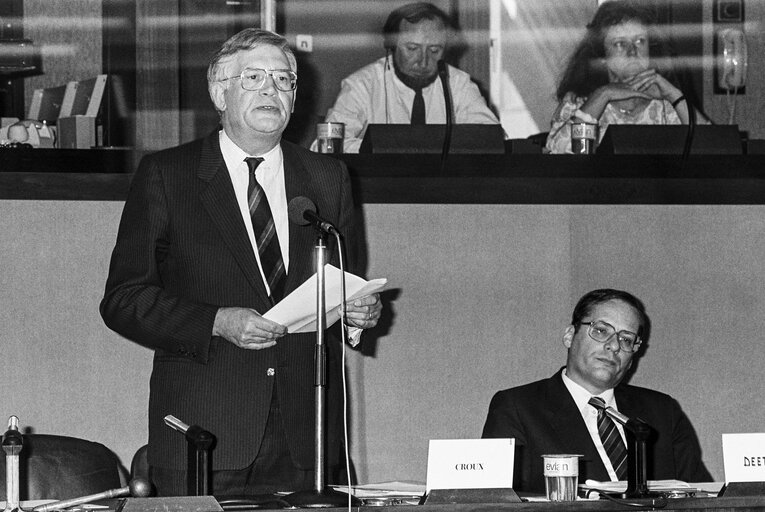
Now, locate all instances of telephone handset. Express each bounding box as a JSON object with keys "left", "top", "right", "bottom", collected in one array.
[{"left": 717, "top": 28, "right": 747, "bottom": 90}]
